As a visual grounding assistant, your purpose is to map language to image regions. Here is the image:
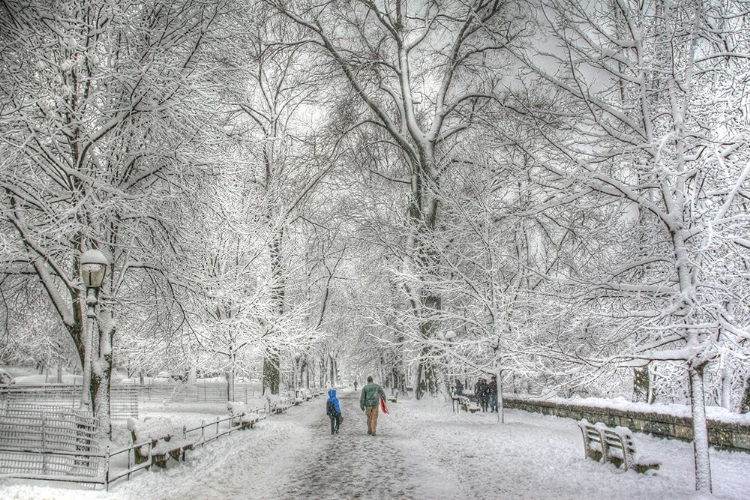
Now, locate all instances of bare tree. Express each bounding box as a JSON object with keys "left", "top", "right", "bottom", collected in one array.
[
  {"left": 504, "top": 0, "right": 750, "bottom": 491},
  {"left": 266, "top": 0, "right": 528, "bottom": 387},
  {"left": 217, "top": 6, "right": 336, "bottom": 393},
  {"left": 0, "top": 0, "right": 224, "bottom": 434}
]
